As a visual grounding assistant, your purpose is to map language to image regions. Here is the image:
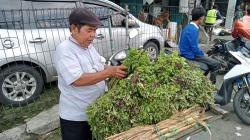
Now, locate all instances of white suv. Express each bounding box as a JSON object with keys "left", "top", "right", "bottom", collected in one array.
[{"left": 0, "top": 0, "right": 164, "bottom": 106}]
